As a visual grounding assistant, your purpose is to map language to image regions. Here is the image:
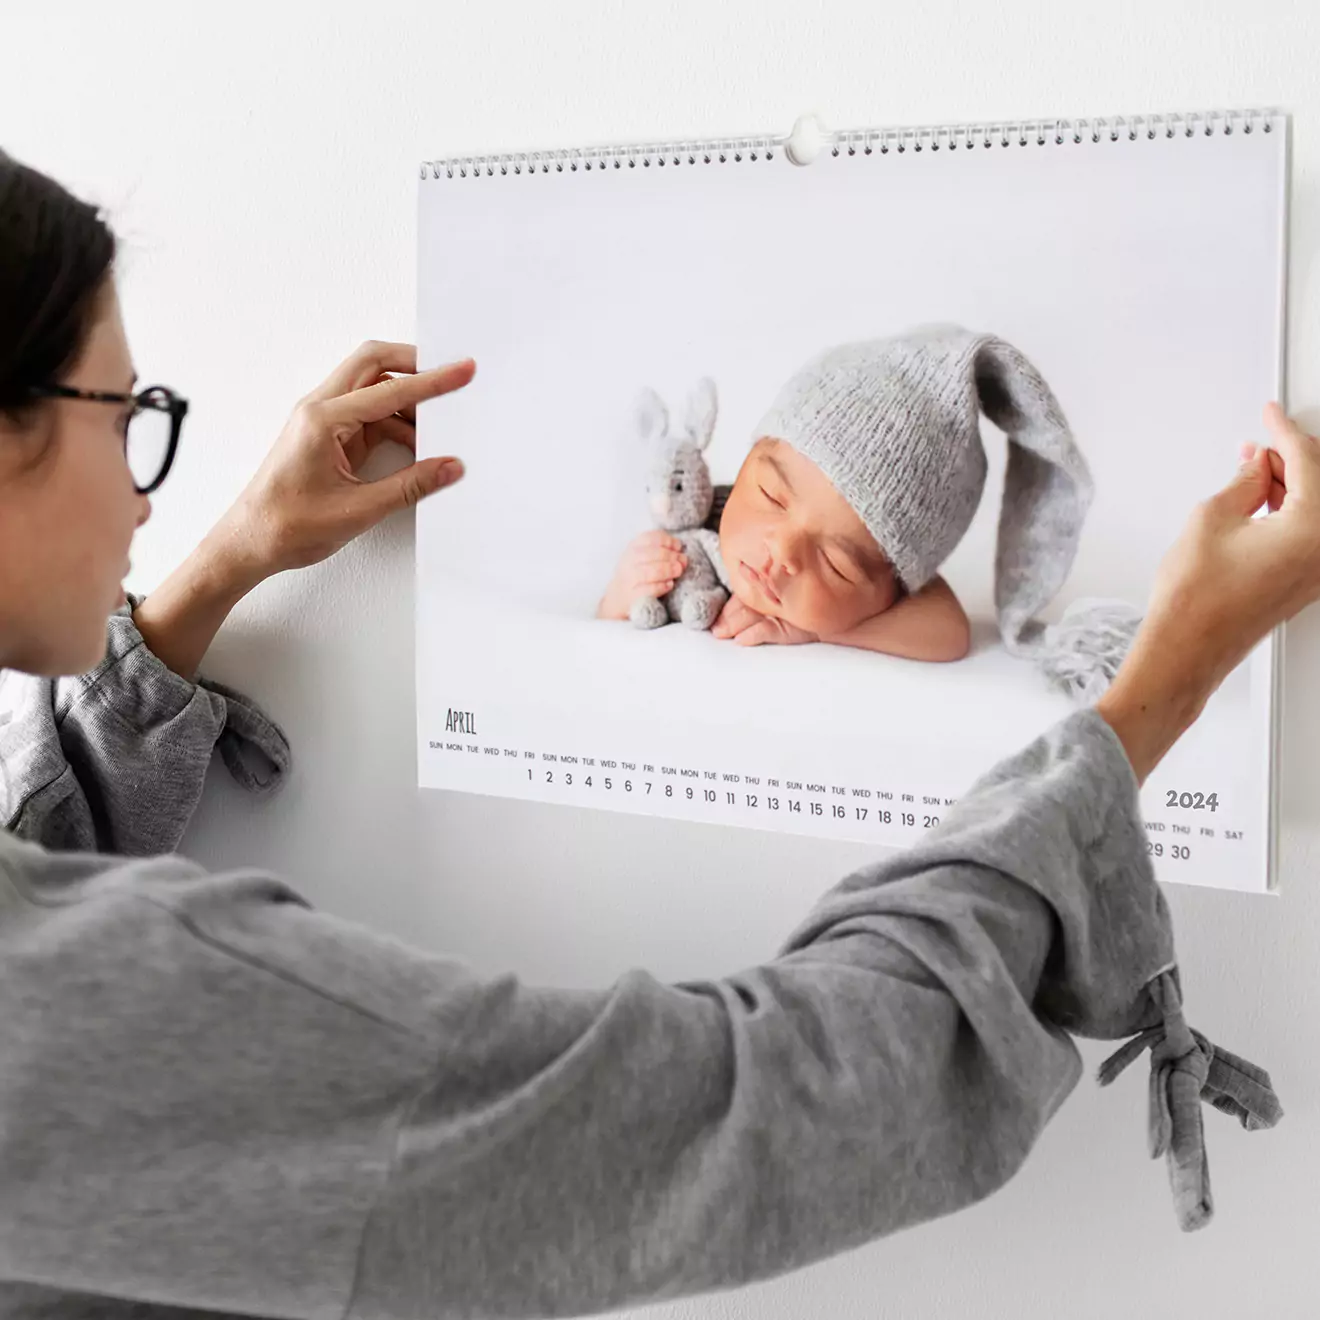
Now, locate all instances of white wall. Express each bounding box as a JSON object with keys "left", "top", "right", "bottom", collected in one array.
[{"left": 5, "top": 2, "right": 1318, "bottom": 1316}]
